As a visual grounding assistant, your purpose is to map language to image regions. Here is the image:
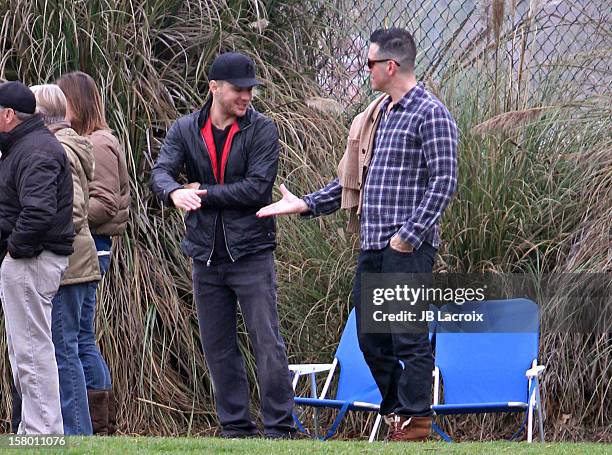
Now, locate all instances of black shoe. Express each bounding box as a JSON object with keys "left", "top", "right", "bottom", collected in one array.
[
  {"left": 264, "top": 430, "right": 298, "bottom": 440},
  {"left": 220, "top": 431, "right": 259, "bottom": 439}
]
